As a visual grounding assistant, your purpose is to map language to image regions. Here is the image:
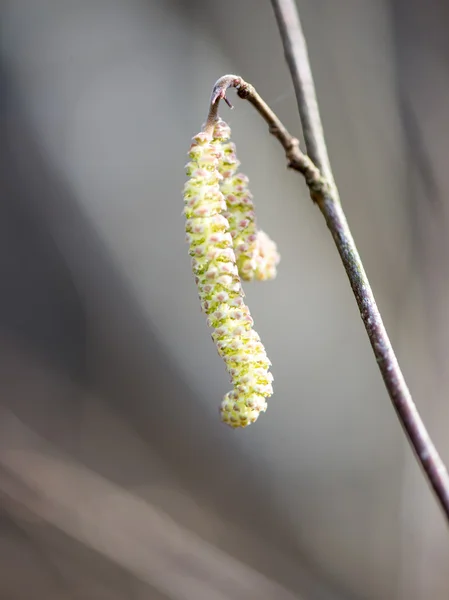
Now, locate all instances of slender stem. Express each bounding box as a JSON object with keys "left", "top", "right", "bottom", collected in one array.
[
  {"left": 204, "top": 45, "right": 449, "bottom": 521},
  {"left": 268, "top": 0, "right": 449, "bottom": 521},
  {"left": 270, "top": 0, "right": 335, "bottom": 189},
  {"left": 204, "top": 74, "right": 324, "bottom": 188}
]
